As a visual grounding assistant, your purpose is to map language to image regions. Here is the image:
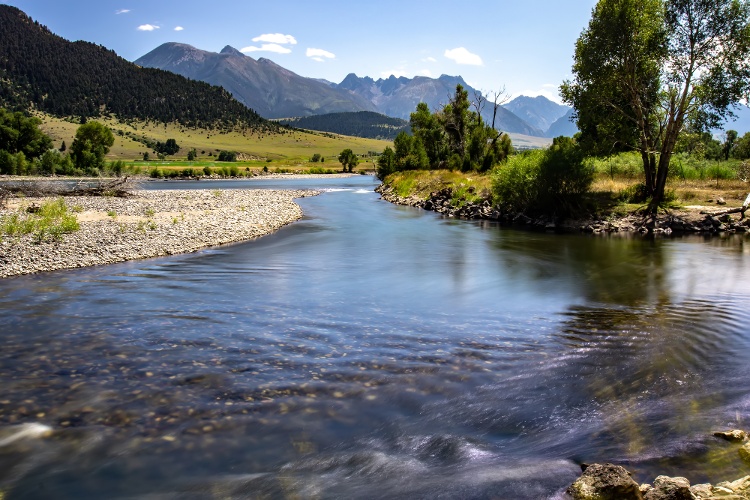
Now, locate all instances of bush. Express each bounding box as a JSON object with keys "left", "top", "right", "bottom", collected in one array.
[
  {"left": 492, "top": 138, "right": 593, "bottom": 216},
  {"left": 492, "top": 150, "right": 543, "bottom": 213}
]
